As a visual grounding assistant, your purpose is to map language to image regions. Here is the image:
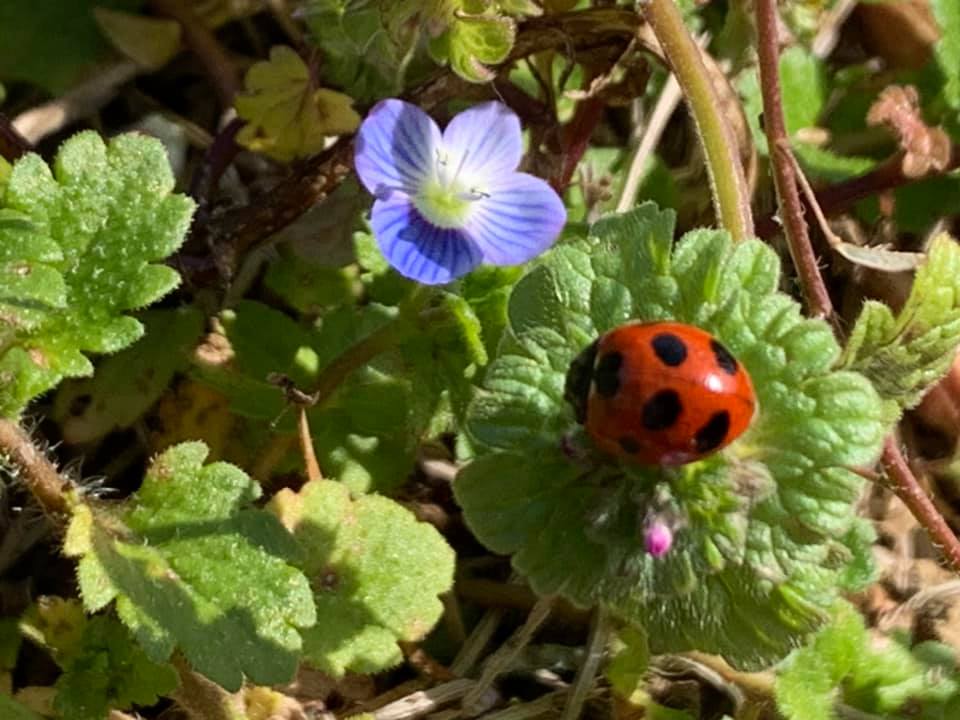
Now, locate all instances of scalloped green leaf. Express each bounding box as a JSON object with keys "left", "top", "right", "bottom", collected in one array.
[
  {"left": 54, "top": 615, "right": 177, "bottom": 720},
  {"left": 456, "top": 204, "right": 887, "bottom": 669},
  {"left": 0, "top": 131, "right": 195, "bottom": 418},
  {"left": 63, "top": 442, "right": 316, "bottom": 691},
  {"left": 840, "top": 234, "right": 960, "bottom": 415},
  {"left": 269, "top": 479, "right": 454, "bottom": 676}
]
